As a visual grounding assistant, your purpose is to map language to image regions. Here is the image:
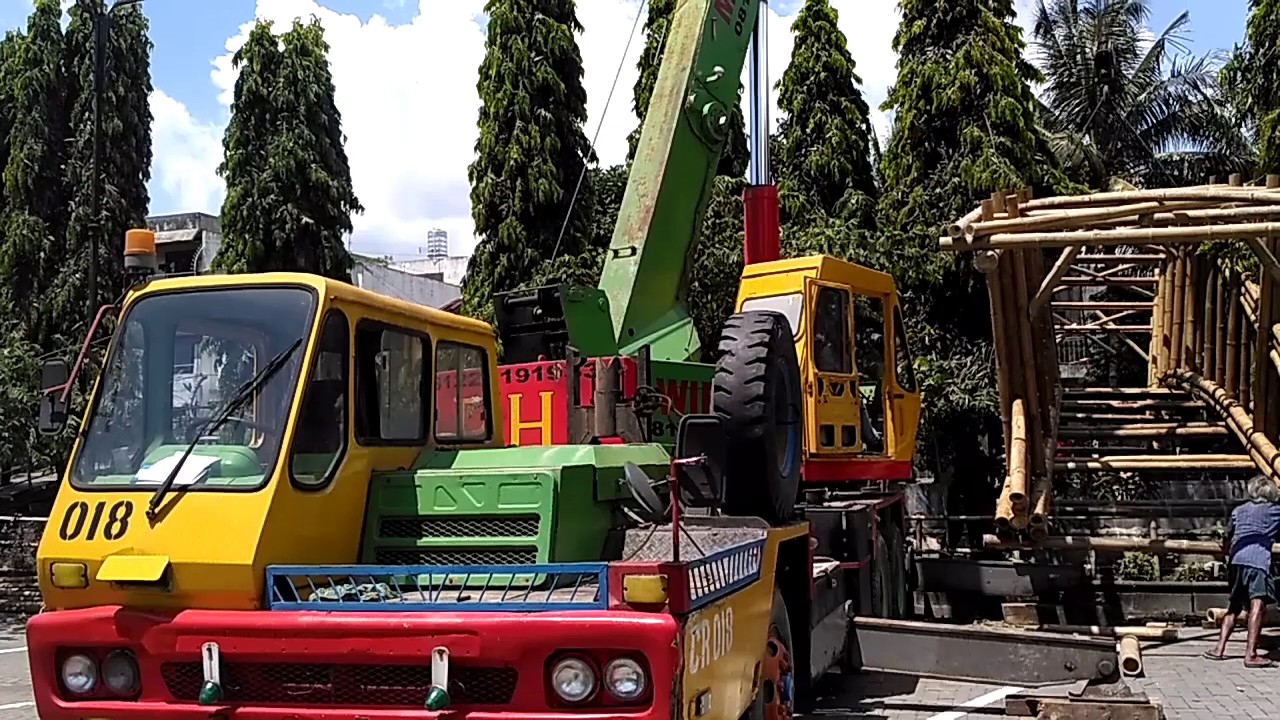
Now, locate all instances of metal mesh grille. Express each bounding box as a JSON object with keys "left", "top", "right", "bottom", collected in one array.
[
  {"left": 378, "top": 515, "right": 540, "bottom": 539},
  {"left": 161, "top": 661, "right": 517, "bottom": 706},
  {"left": 374, "top": 547, "right": 538, "bottom": 566}
]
